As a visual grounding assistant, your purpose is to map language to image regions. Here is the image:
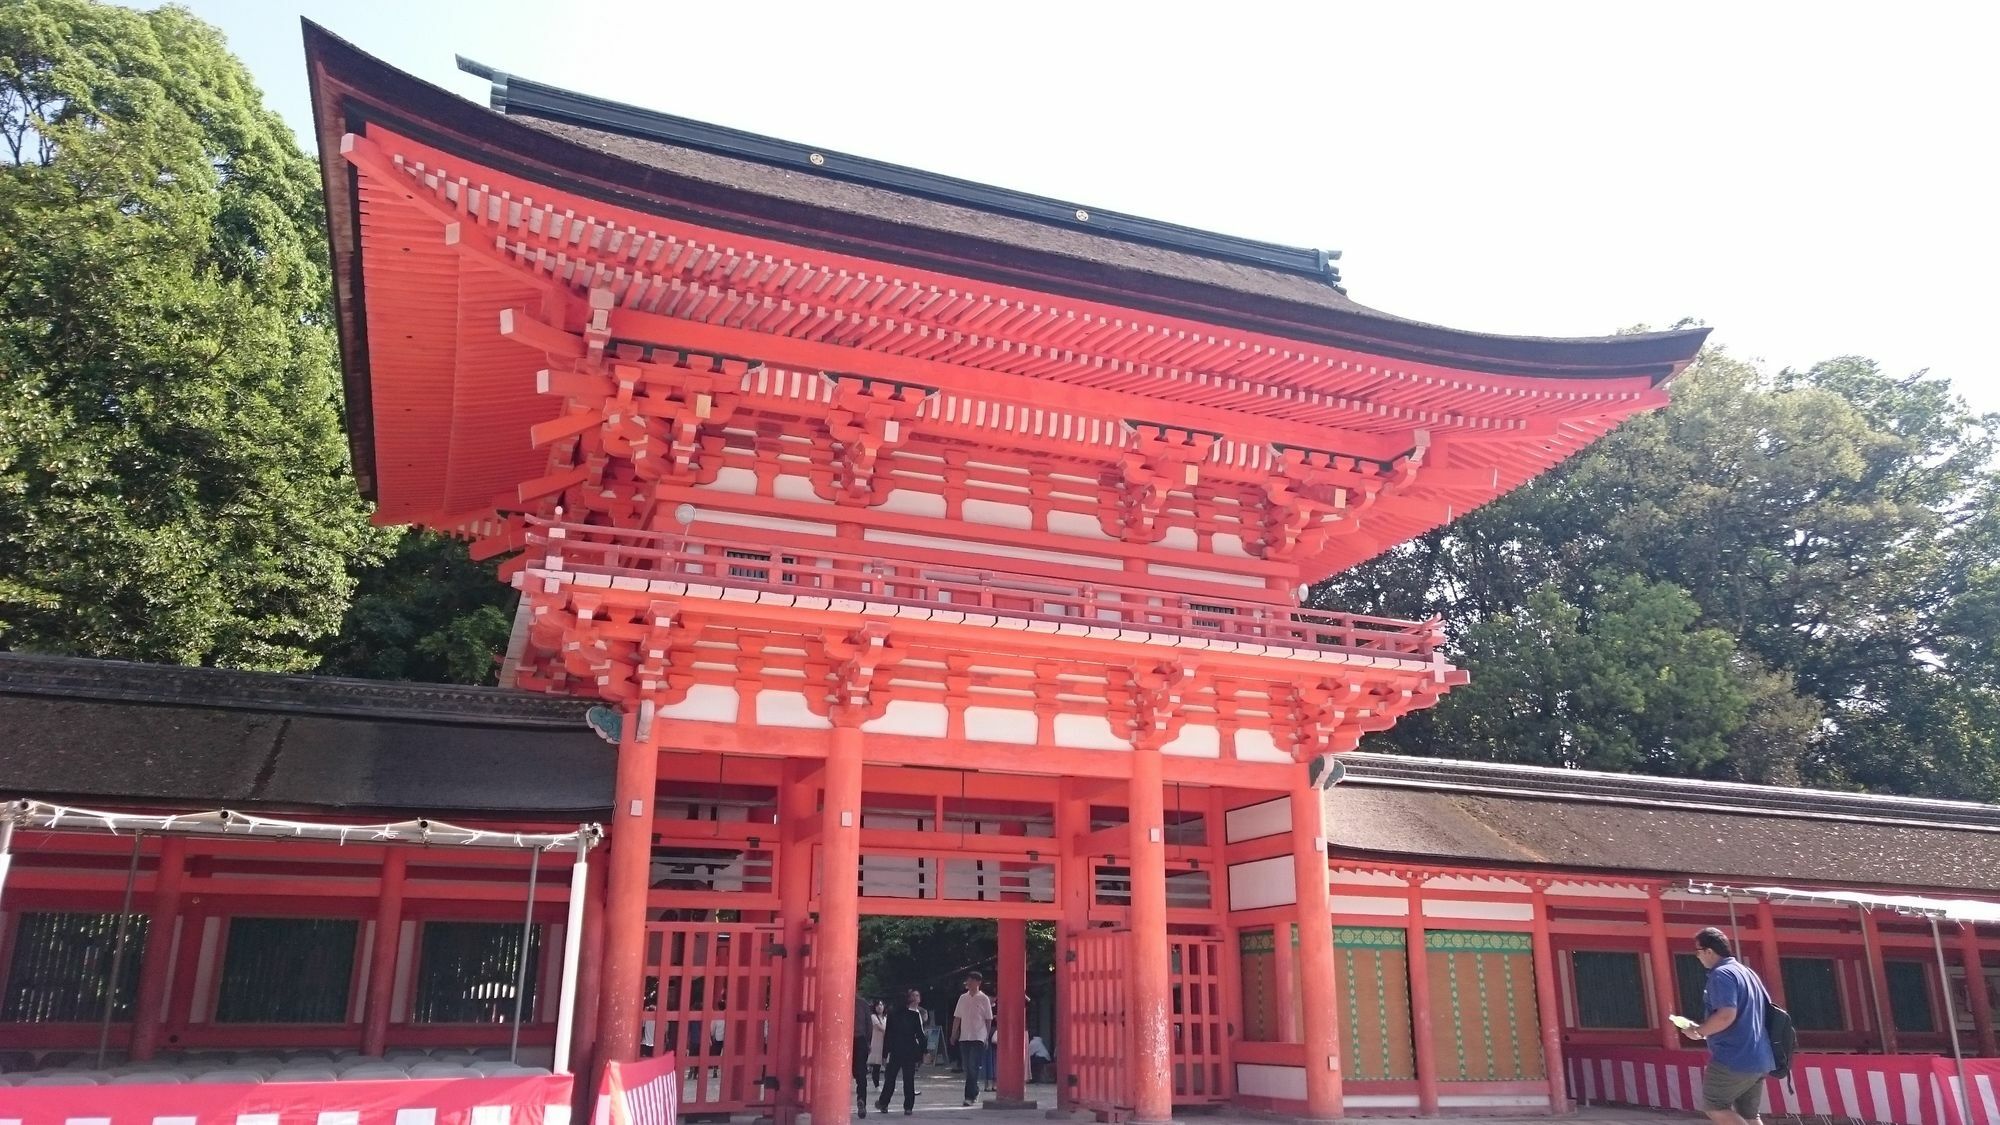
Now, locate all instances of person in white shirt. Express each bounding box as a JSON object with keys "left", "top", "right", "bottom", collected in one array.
[
  {"left": 949, "top": 972, "right": 995, "bottom": 1107},
  {"left": 1027, "top": 1033, "right": 1051, "bottom": 1084}
]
